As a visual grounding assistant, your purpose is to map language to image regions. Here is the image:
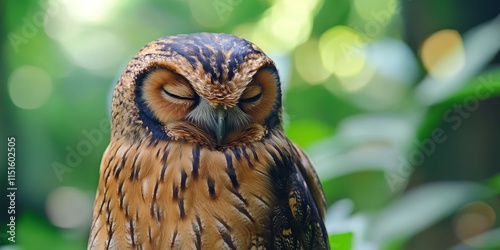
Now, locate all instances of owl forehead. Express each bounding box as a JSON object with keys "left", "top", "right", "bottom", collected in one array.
[{"left": 133, "top": 33, "right": 276, "bottom": 107}]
